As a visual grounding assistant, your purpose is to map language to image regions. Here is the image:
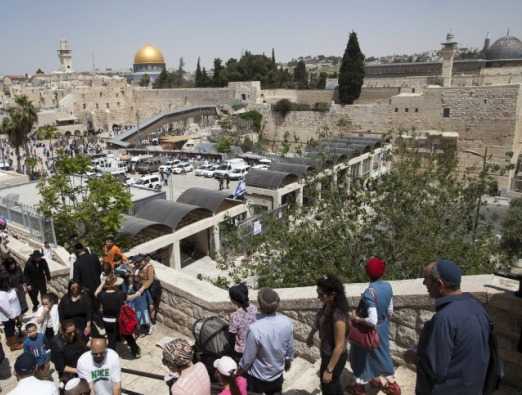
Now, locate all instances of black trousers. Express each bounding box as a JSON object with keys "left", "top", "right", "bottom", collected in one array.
[
  {"left": 246, "top": 373, "right": 284, "bottom": 395},
  {"left": 2, "top": 319, "right": 16, "bottom": 337},
  {"left": 104, "top": 320, "right": 140, "bottom": 355},
  {"left": 319, "top": 351, "right": 348, "bottom": 395},
  {"left": 28, "top": 283, "right": 47, "bottom": 309}
]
